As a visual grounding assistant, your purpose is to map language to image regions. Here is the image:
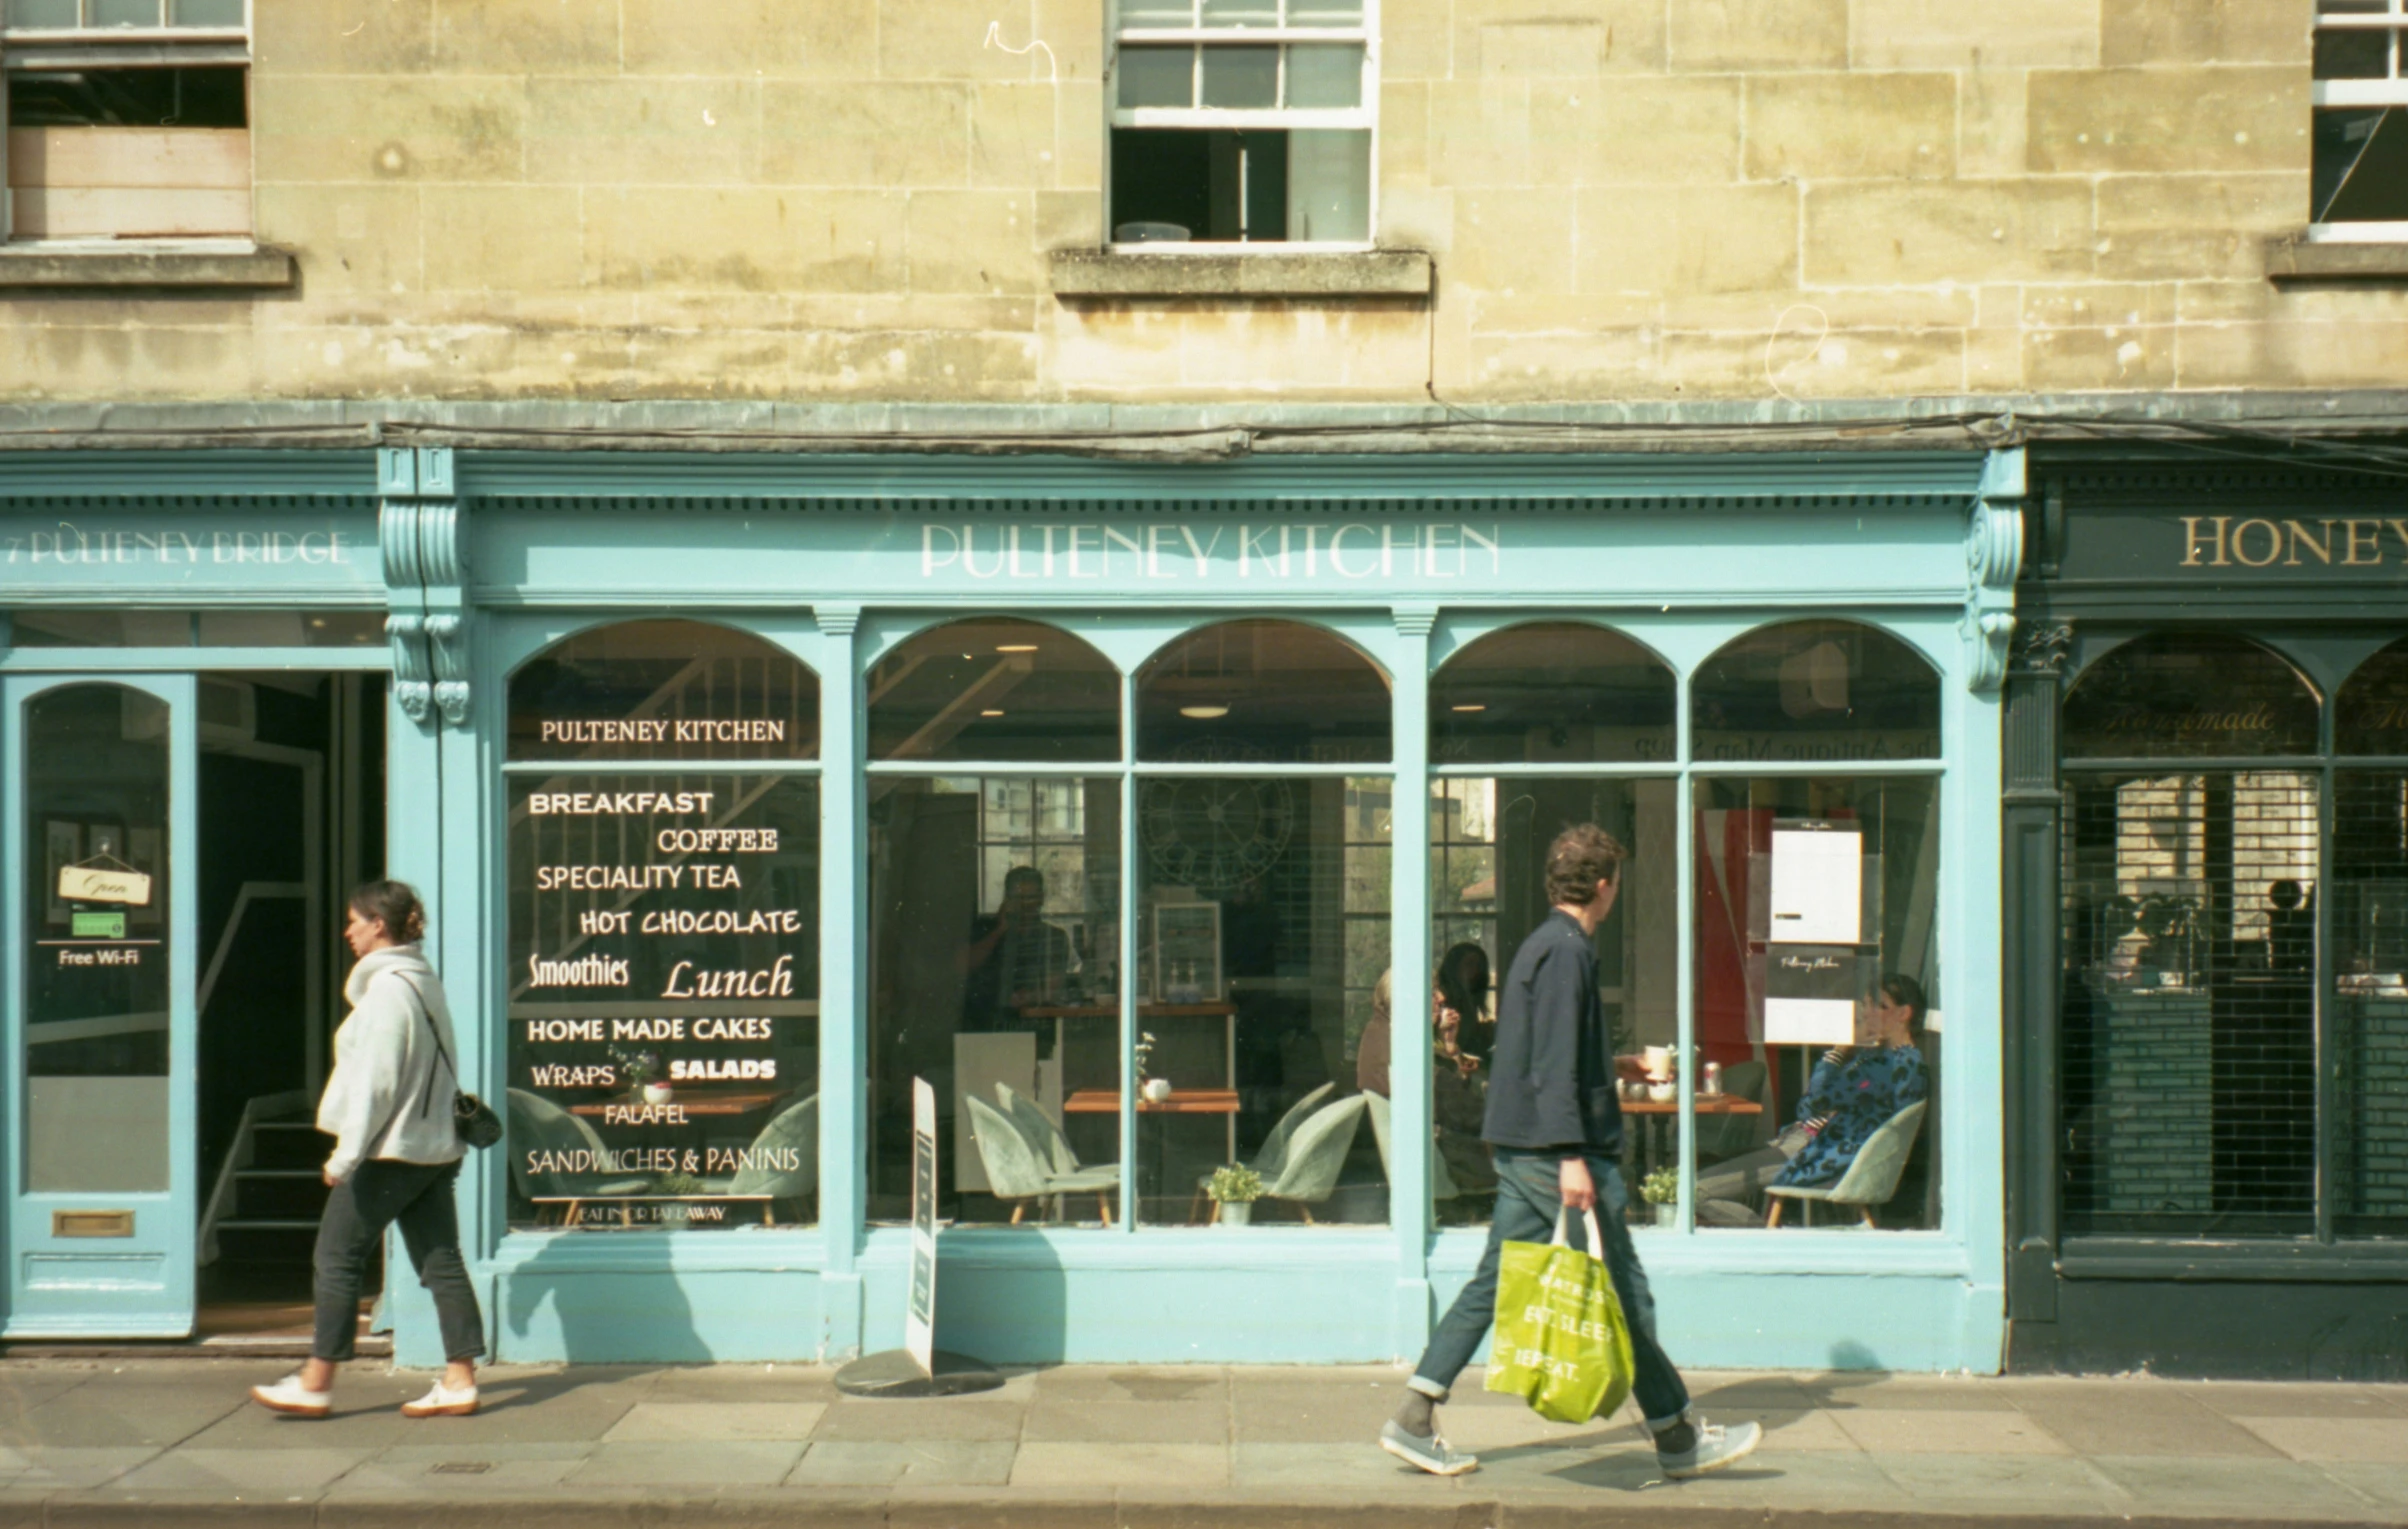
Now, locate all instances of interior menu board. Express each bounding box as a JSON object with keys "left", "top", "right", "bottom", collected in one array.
[{"left": 506, "top": 773, "right": 819, "bottom": 1229}]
